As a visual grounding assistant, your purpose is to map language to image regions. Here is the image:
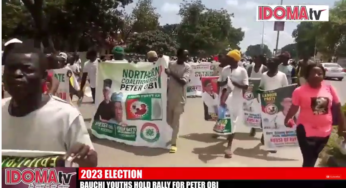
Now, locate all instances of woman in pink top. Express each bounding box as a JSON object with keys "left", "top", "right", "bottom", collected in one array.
[{"left": 284, "top": 62, "right": 346, "bottom": 167}]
